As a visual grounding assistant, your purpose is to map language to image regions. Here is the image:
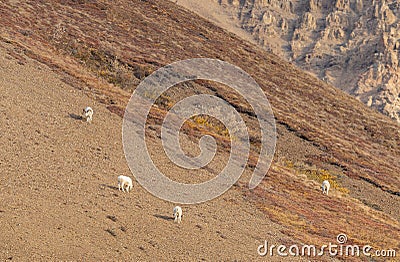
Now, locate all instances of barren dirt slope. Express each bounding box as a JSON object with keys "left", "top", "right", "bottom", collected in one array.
[
  {"left": 175, "top": 0, "right": 257, "bottom": 46},
  {"left": 0, "top": 42, "right": 309, "bottom": 261}
]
